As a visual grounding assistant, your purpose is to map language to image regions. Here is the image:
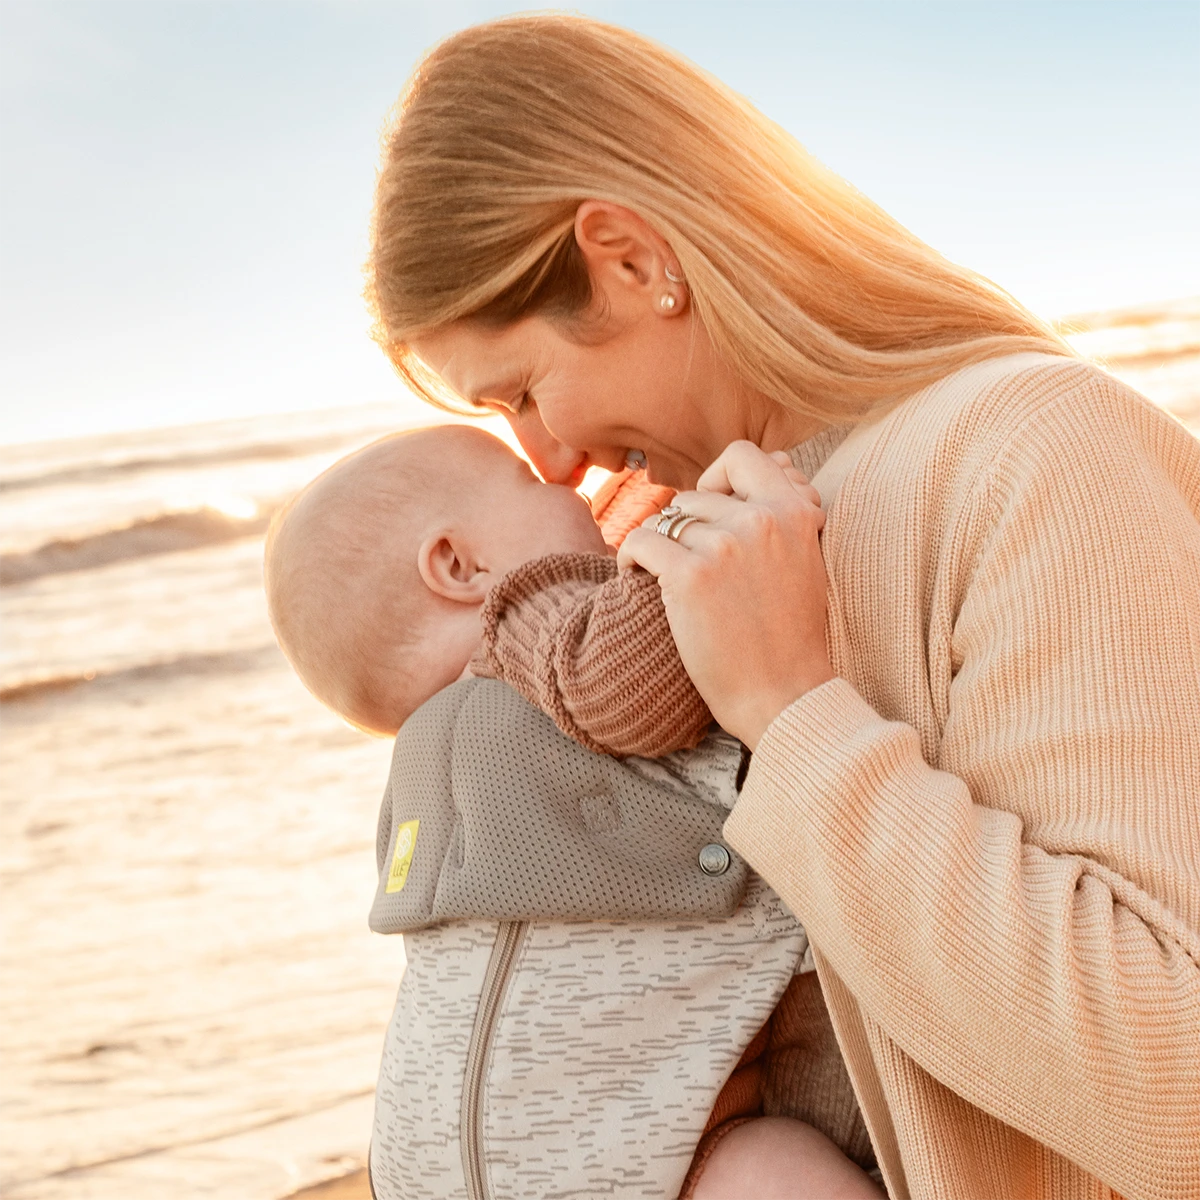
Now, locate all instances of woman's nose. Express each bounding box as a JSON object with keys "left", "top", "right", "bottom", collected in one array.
[{"left": 507, "top": 411, "right": 587, "bottom": 486}]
